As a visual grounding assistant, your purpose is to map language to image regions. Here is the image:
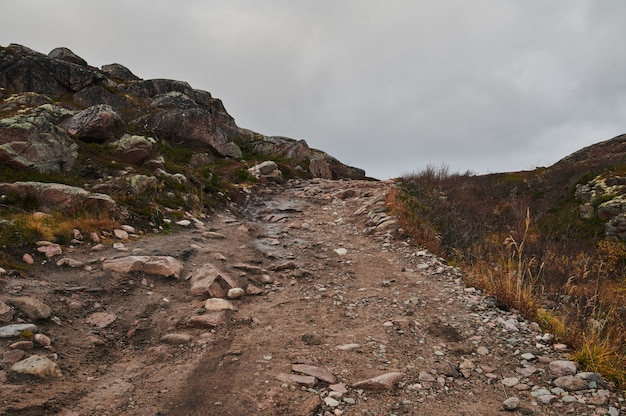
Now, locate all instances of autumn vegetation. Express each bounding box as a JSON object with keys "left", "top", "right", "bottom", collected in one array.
[{"left": 390, "top": 164, "right": 626, "bottom": 386}]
